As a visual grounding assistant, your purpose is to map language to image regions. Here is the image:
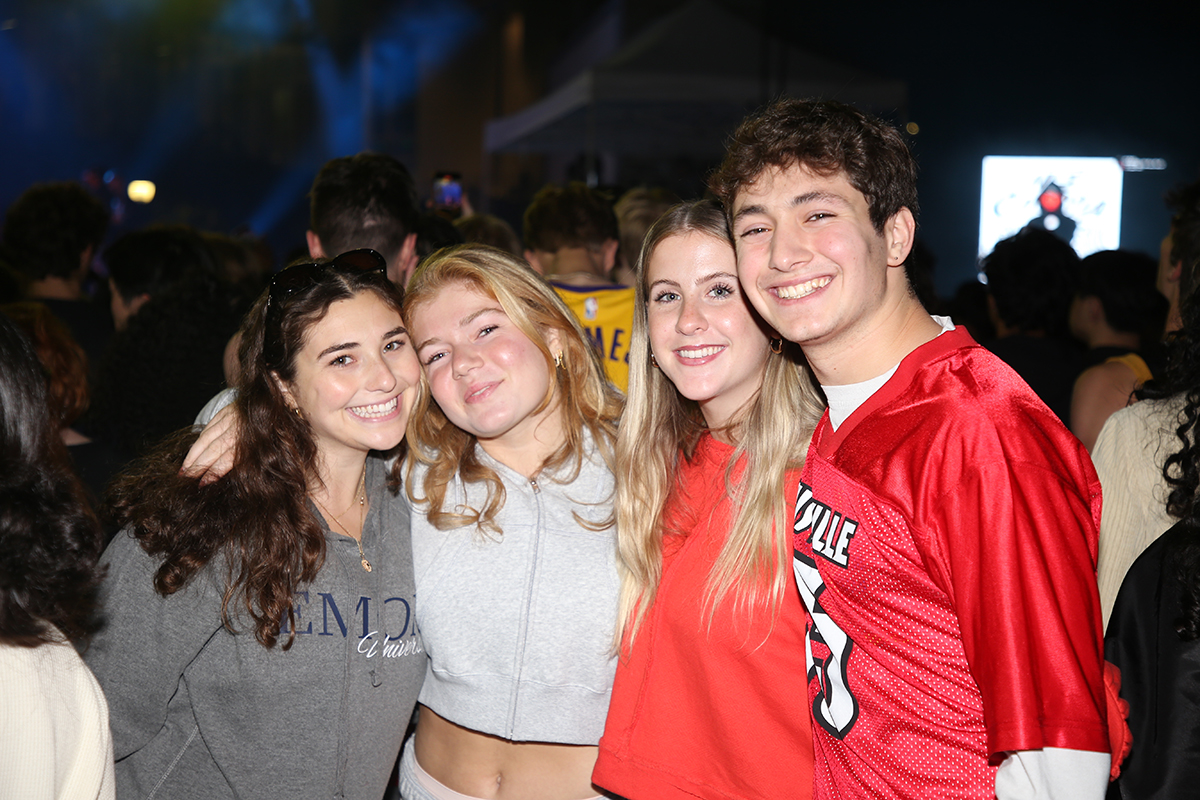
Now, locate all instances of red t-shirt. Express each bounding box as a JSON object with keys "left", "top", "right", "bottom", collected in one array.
[
  {"left": 793, "top": 328, "right": 1109, "bottom": 799},
  {"left": 594, "top": 434, "right": 814, "bottom": 800}
]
